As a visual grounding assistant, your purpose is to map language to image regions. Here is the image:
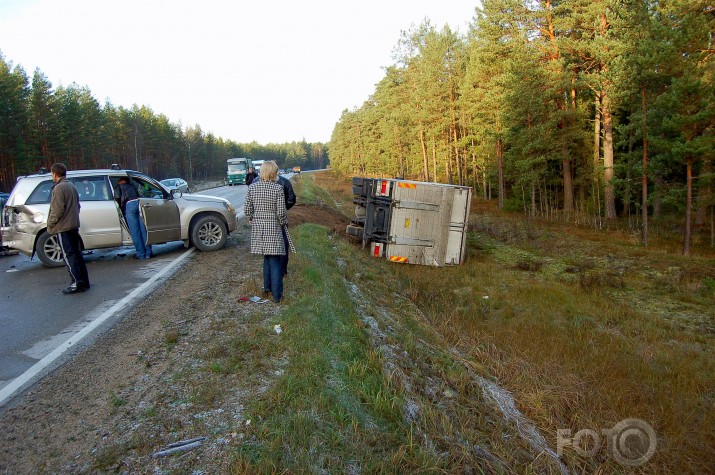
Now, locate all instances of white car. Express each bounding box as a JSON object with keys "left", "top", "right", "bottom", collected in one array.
[{"left": 160, "top": 178, "right": 190, "bottom": 193}]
